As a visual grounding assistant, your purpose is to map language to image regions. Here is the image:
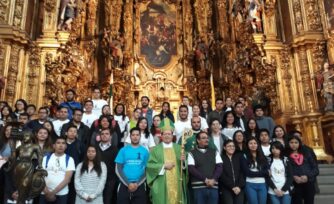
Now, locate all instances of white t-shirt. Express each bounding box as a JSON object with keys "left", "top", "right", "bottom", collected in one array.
[
  {"left": 53, "top": 119, "right": 70, "bottom": 136},
  {"left": 200, "top": 116, "right": 208, "bottom": 130},
  {"left": 125, "top": 132, "right": 156, "bottom": 151},
  {"left": 222, "top": 127, "right": 243, "bottom": 140},
  {"left": 239, "top": 118, "right": 245, "bottom": 131},
  {"left": 174, "top": 120, "right": 192, "bottom": 142},
  {"left": 268, "top": 158, "right": 289, "bottom": 195},
  {"left": 188, "top": 148, "right": 223, "bottom": 165},
  {"left": 114, "top": 115, "right": 130, "bottom": 133},
  {"left": 82, "top": 112, "right": 99, "bottom": 128},
  {"left": 42, "top": 154, "right": 75, "bottom": 195},
  {"left": 213, "top": 136, "right": 221, "bottom": 154},
  {"left": 92, "top": 99, "right": 108, "bottom": 116},
  {"left": 261, "top": 145, "right": 271, "bottom": 157}
]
